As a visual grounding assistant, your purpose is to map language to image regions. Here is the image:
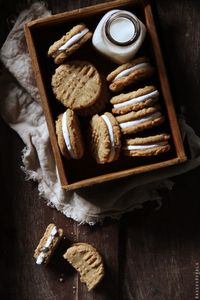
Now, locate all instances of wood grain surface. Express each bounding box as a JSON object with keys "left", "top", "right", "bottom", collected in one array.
[{"left": 1, "top": 0, "right": 200, "bottom": 299}]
